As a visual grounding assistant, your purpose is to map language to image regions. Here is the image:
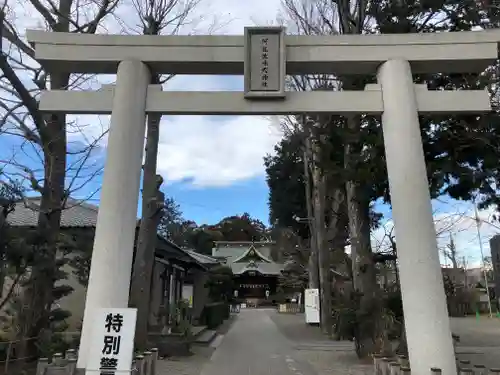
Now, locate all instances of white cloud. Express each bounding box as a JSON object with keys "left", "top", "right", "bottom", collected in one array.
[
  {"left": 370, "top": 202, "right": 500, "bottom": 269},
  {"left": 152, "top": 0, "right": 286, "bottom": 187},
  {"left": 5, "top": 0, "right": 286, "bottom": 189},
  {"left": 59, "top": 0, "right": 287, "bottom": 187},
  {"left": 64, "top": 111, "right": 283, "bottom": 188},
  {"left": 157, "top": 115, "right": 283, "bottom": 187},
  {"left": 194, "top": 0, "right": 283, "bottom": 34}
]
